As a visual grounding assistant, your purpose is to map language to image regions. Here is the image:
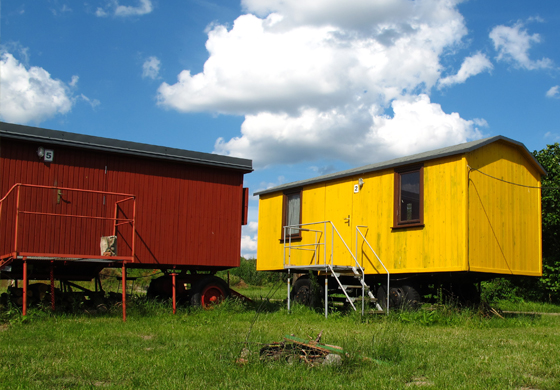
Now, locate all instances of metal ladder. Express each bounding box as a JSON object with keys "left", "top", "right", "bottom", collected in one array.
[{"left": 328, "top": 264, "right": 382, "bottom": 314}]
